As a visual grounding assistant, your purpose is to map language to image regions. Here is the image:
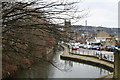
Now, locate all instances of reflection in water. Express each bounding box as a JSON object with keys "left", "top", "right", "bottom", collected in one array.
[
  {"left": 48, "top": 59, "right": 111, "bottom": 78},
  {"left": 14, "top": 50, "right": 111, "bottom": 78},
  {"left": 63, "top": 60, "right": 73, "bottom": 72},
  {"left": 14, "top": 61, "right": 50, "bottom": 78},
  {"left": 48, "top": 51, "right": 111, "bottom": 78}
]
